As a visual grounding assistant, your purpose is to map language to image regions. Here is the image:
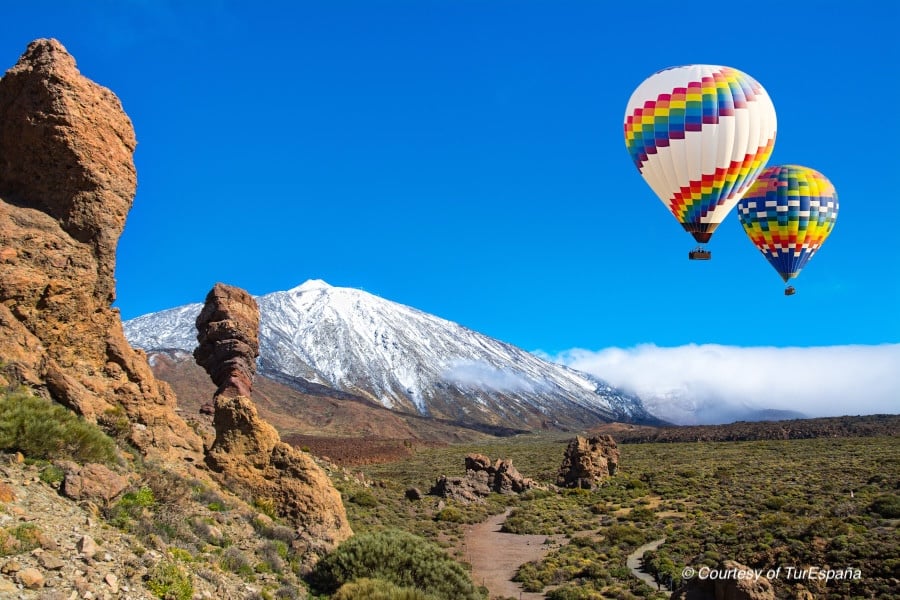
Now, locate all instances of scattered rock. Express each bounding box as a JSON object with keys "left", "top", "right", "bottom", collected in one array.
[
  {"left": 0, "top": 577, "right": 16, "bottom": 593},
  {"left": 36, "top": 530, "right": 59, "bottom": 551},
  {"left": 430, "top": 453, "right": 542, "bottom": 503},
  {"left": 59, "top": 462, "right": 129, "bottom": 503},
  {"left": 405, "top": 487, "right": 424, "bottom": 500},
  {"left": 17, "top": 566, "right": 44, "bottom": 588},
  {"left": 1, "top": 559, "right": 20, "bottom": 574},
  {"left": 77, "top": 535, "right": 97, "bottom": 559},
  {"left": 672, "top": 560, "right": 776, "bottom": 600},
  {"left": 714, "top": 560, "right": 775, "bottom": 600},
  {"left": 39, "top": 553, "right": 65, "bottom": 570},
  {"left": 105, "top": 572, "right": 119, "bottom": 593},
  {"left": 557, "top": 435, "right": 619, "bottom": 489}
]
